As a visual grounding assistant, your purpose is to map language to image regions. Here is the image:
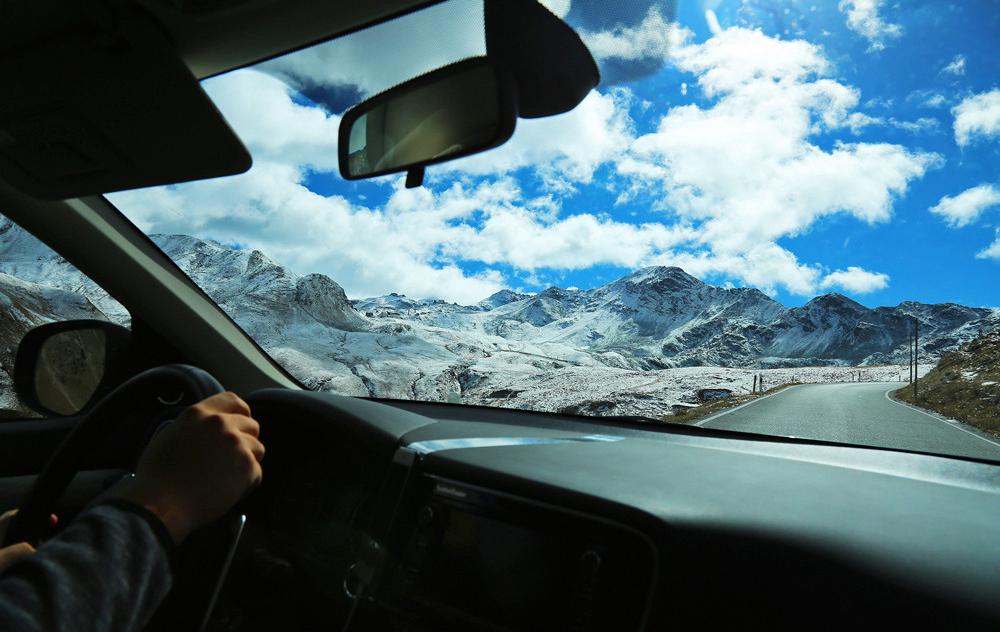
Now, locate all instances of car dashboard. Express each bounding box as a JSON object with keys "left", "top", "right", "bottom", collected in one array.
[{"left": 205, "top": 389, "right": 1000, "bottom": 630}]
